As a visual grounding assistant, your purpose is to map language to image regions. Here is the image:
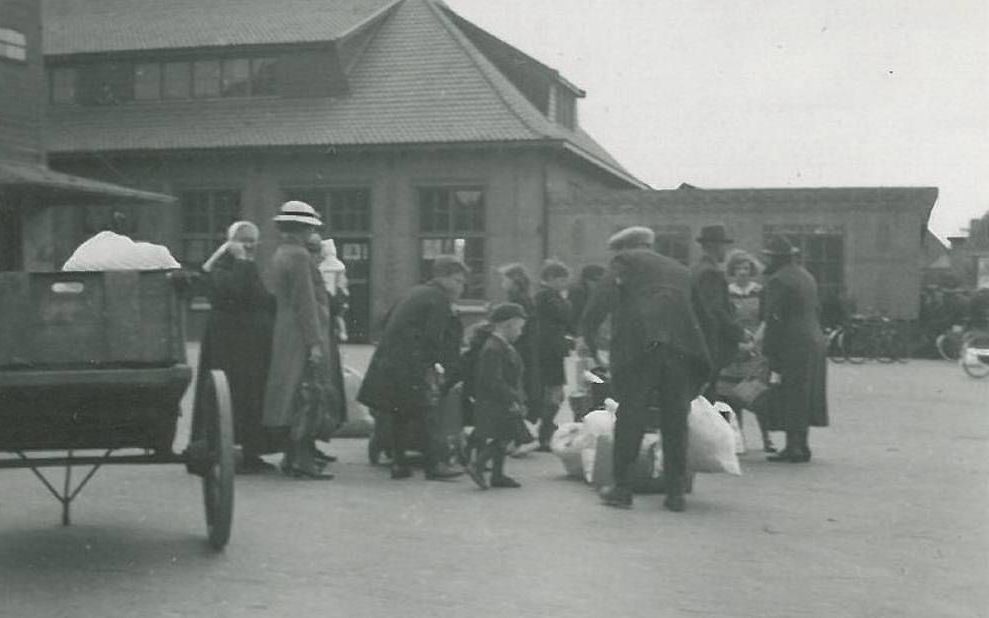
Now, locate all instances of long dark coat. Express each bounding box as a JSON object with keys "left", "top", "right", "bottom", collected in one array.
[
  {"left": 195, "top": 253, "right": 274, "bottom": 453},
  {"left": 691, "top": 254, "right": 745, "bottom": 378},
  {"left": 582, "top": 248, "right": 711, "bottom": 399},
  {"left": 533, "top": 284, "right": 572, "bottom": 387},
  {"left": 357, "top": 281, "right": 460, "bottom": 414},
  {"left": 472, "top": 332, "right": 525, "bottom": 442},
  {"left": 506, "top": 287, "right": 540, "bottom": 408},
  {"left": 262, "top": 238, "right": 334, "bottom": 429},
  {"left": 762, "top": 262, "right": 829, "bottom": 430}
]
